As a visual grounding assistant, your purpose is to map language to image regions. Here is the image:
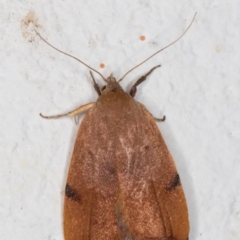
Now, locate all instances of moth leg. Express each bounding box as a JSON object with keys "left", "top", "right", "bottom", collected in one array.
[
  {"left": 154, "top": 115, "right": 166, "bottom": 122},
  {"left": 138, "top": 102, "right": 166, "bottom": 122},
  {"left": 130, "top": 65, "right": 161, "bottom": 98},
  {"left": 40, "top": 102, "right": 95, "bottom": 122},
  {"left": 90, "top": 71, "right": 101, "bottom": 96}
]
